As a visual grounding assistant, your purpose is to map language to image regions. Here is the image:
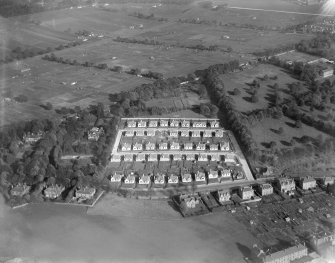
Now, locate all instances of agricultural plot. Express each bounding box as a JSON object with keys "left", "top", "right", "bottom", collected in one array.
[
  {"left": 0, "top": 57, "right": 150, "bottom": 126},
  {"left": 45, "top": 38, "right": 234, "bottom": 77}
]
